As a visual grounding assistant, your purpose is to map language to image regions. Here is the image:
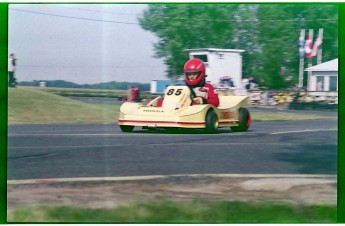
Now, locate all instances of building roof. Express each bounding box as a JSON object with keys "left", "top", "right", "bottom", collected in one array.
[
  {"left": 184, "top": 48, "right": 245, "bottom": 53},
  {"left": 305, "top": 58, "right": 338, "bottom": 72}
]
